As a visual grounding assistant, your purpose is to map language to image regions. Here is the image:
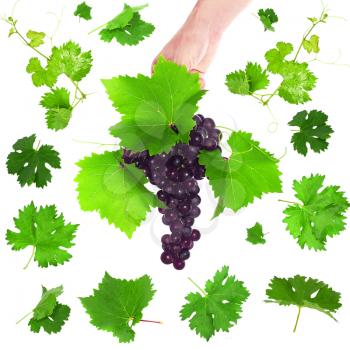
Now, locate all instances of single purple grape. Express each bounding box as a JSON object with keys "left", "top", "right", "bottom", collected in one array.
[
  {"left": 181, "top": 216, "right": 194, "bottom": 227},
  {"left": 167, "top": 155, "right": 183, "bottom": 168},
  {"left": 160, "top": 252, "right": 173, "bottom": 264},
  {"left": 181, "top": 238, "right": 194, "bottom": 250},
  {"left": 170, "top": 221, "right": 184, "bottom": 234},
  {"left": 167, "top": 197, "right": 178, "bottom": 209},
  {"left": 191, "top": 206, "right": 201, "bottom": 218},
  {"left": 157, "top": 190, "right": 168, "bottom": 202},
  {"left": 203, "top": 118, "right": 215, "bottom": 130},
  {"left": 161, "top": 234, "right": 171, "bottom": 245},
  {"left": 191, "top": 195, "right": 201, "bottom": 206},
  {"left": 179, "top": 250, "right": 190, "bottom": 260},
  {"left": 170, "top": 233, "right": 182, "bottom": 244},
  {"left": 191, "top": 229, "right": 201, "bottom": 241},
  {"left": 193, "top": 114, "right": 204, "bottom": 125},
  {"left": 178, "top": 201, "right": 191, "bottom": 216},
  {"left": 173, "top": 259, "right": 185, "bottom": 270},
  {"left": 204, "top": 138, "right": 218, "bottom": 151}
]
